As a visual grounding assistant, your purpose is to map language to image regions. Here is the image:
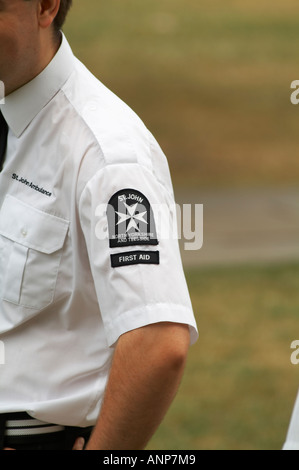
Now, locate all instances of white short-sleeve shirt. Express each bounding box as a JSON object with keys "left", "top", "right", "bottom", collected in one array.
[{"left": 0, "top": 35, "right": 198, "bottom": 427}]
